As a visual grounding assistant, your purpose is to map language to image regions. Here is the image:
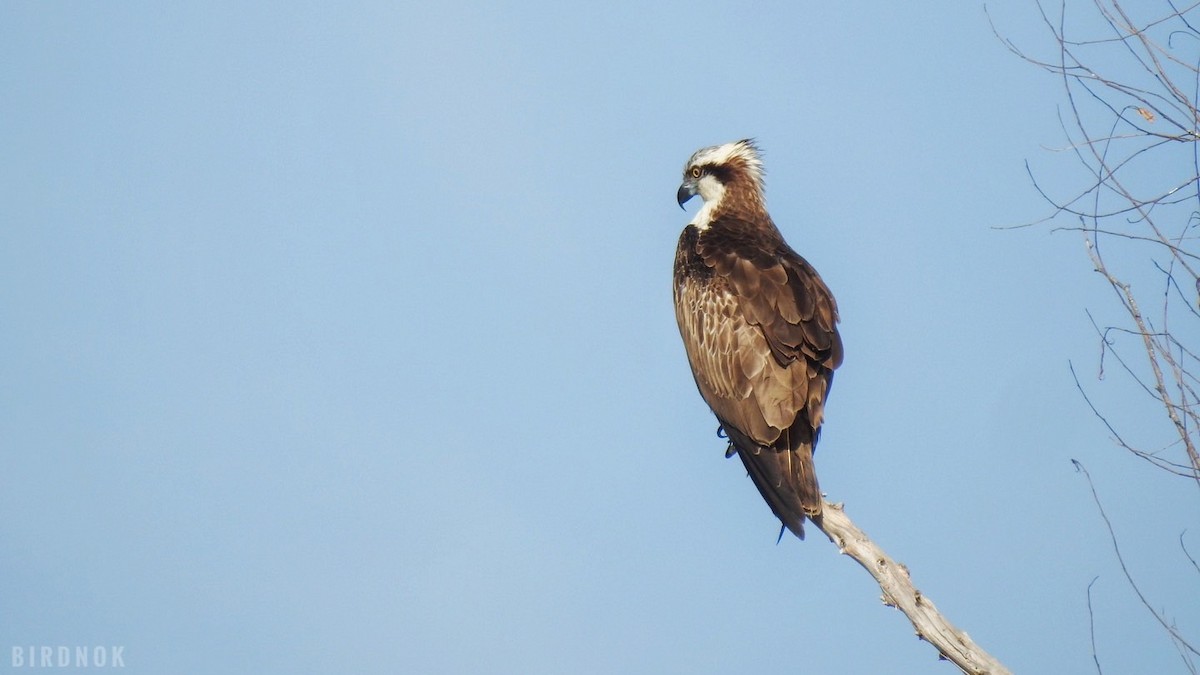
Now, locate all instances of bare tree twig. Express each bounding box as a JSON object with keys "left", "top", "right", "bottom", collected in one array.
[
  {"left": 1004, "top": 0, "right": 1200, "bottom": 486},
  {"left": 997, "top": 1, "right": 1200, "bottom": 667},
  {"left": 1069, "top": 361, "right": 1197, "bottom": 475},
  {"left": 1072, "top": 459, "right": 1200, "bottom": 658},
  {"left": 1087, "top": 576, "right": 1104, "bottom": 675},
  {"left": 813, "top": 501, "right": 1012, "bottom": 674},
  {"left": 1182, "top": 531, "right": 1200, "bottom": 576}
]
